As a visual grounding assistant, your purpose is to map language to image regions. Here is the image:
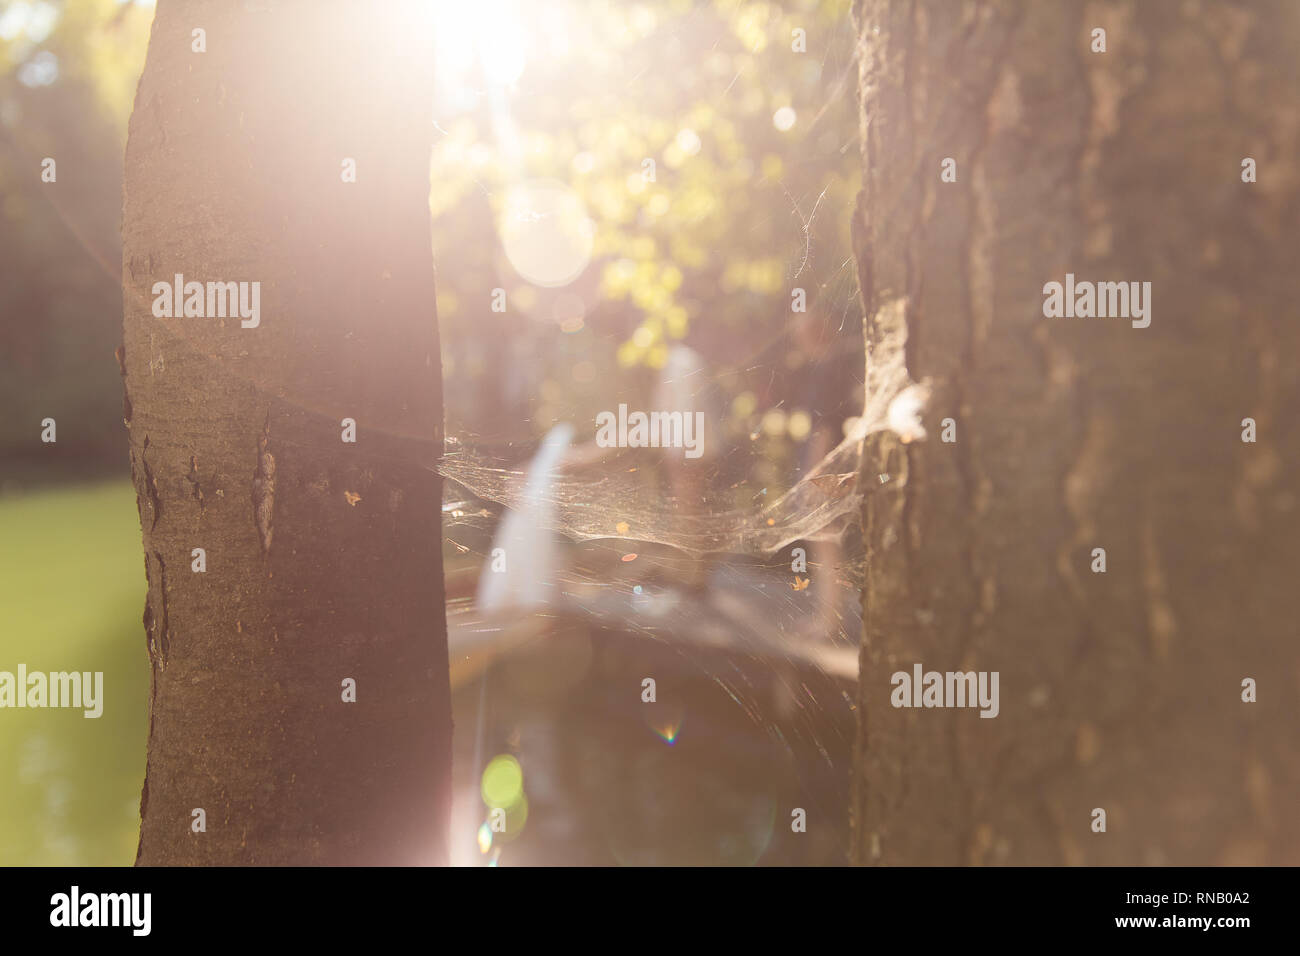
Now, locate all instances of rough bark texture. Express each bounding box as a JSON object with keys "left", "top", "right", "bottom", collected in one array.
[
  {"left": 122, "top": 0, "right": 451, "bottom": 864},
  {"left": 851, "top": 0, "right": 1299, "bottom": 864}
]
